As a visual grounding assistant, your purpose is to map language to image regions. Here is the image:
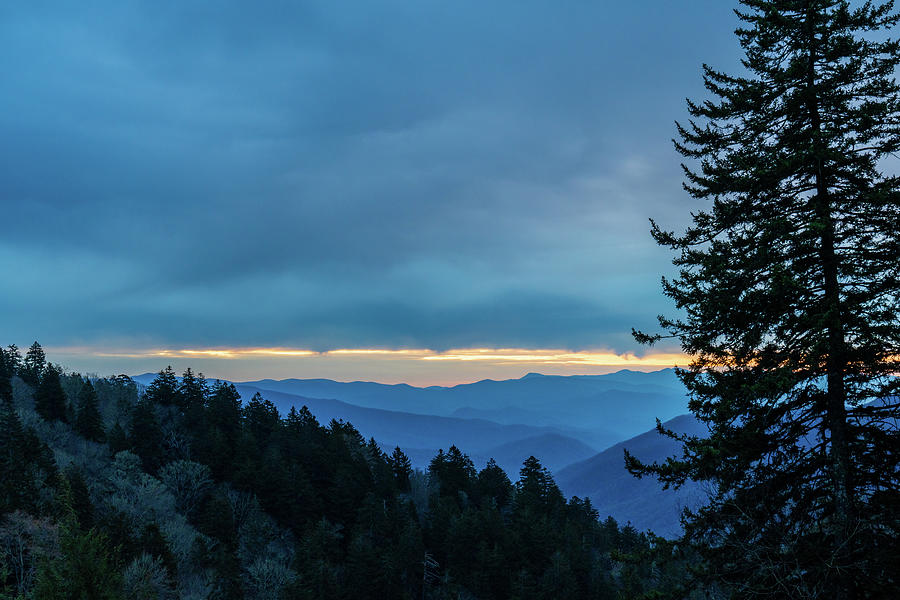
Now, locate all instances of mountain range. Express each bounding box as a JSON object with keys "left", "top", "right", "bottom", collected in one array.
[{"left": 134, "top": 369, "right": 703, "bottom": 535}]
